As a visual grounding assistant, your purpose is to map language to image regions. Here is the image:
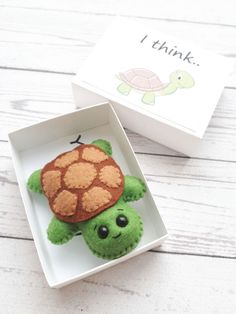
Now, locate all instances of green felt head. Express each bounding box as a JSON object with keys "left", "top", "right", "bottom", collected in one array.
[
  {"left": 170, "top": 70, "right": 195, "bottom": 88},
  {"left": 79, "top": 199, "right": 143, "bottom": 259}
]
